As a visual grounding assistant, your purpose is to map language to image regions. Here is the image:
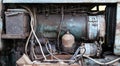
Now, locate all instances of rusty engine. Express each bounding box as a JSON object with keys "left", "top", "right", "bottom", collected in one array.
[{"left": 0, "top": 1, "right": 120, "bottom": 66}]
